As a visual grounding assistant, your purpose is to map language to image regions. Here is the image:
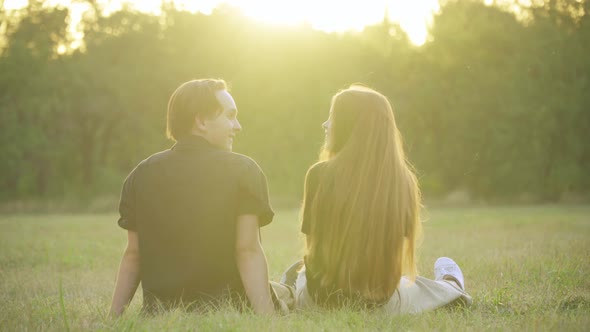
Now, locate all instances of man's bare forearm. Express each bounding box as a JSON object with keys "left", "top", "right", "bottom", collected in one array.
[
  {"left": 109, "top": 249, "right": 140, "bottom": 317},
  {"left": 236, "top": 247, "right": 275, "bottom": 315}
]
